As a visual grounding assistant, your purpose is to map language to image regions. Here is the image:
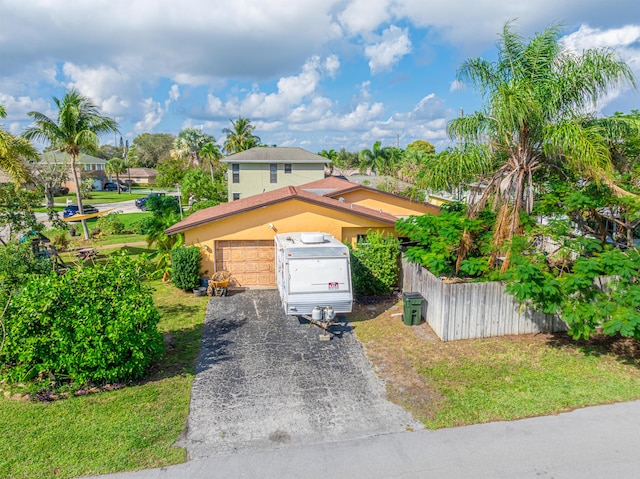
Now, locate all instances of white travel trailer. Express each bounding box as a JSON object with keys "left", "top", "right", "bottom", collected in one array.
[{"left": 275, "top": 232, "right": 353, "bottom": 328}]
